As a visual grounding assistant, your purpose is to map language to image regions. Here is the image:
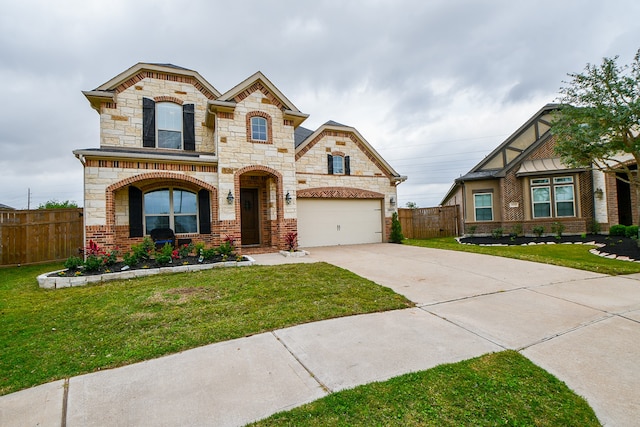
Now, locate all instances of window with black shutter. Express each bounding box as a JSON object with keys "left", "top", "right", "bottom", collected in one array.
[{"left": 129, "top": 186, "right": 144, "bottom": 237}]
